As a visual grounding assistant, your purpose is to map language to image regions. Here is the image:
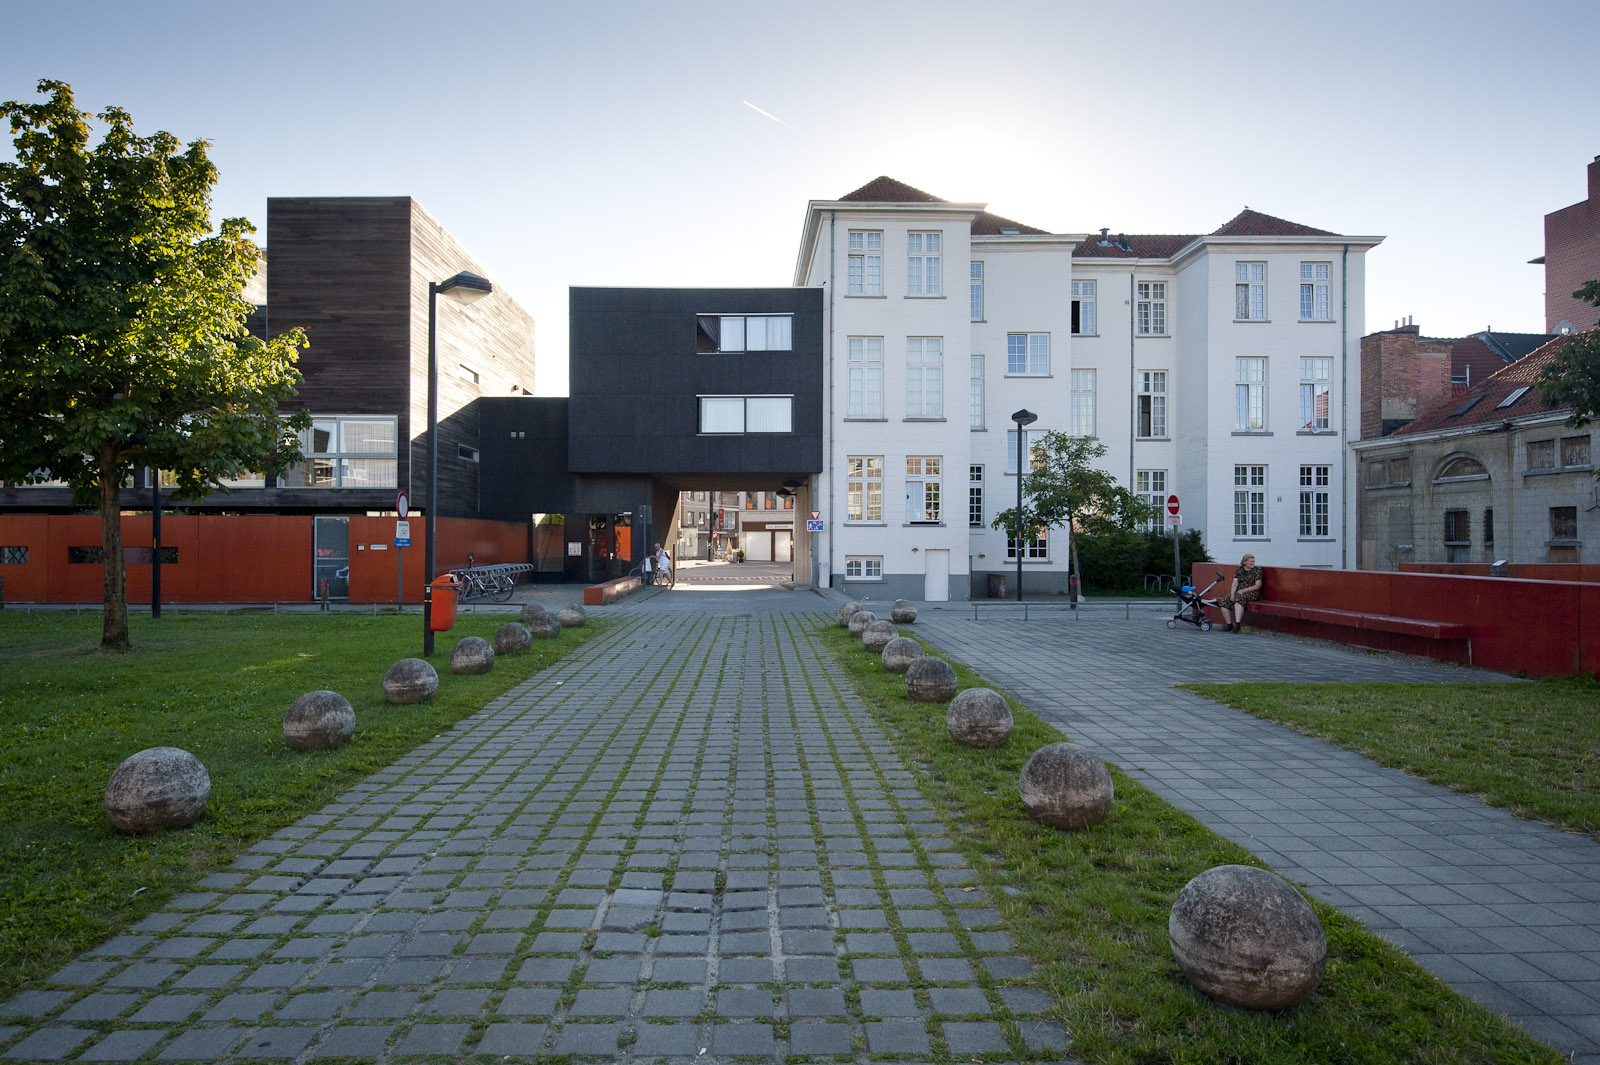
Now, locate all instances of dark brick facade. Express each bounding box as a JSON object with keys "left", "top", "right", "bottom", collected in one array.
[{"left": 1543, "top": 156, "right": 1600, "bottom": 333}]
